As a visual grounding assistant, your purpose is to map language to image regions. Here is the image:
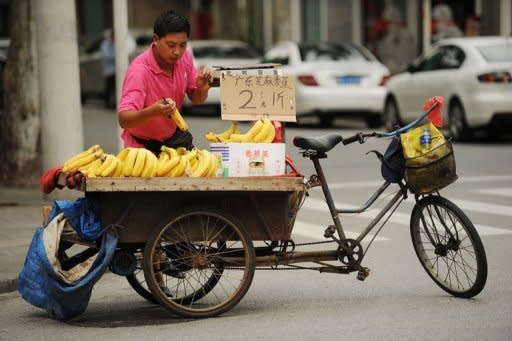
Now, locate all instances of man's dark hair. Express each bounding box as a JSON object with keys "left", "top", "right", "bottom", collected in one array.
[{"left": 153, "top": 10, "right": 191, "bottom": 37}]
